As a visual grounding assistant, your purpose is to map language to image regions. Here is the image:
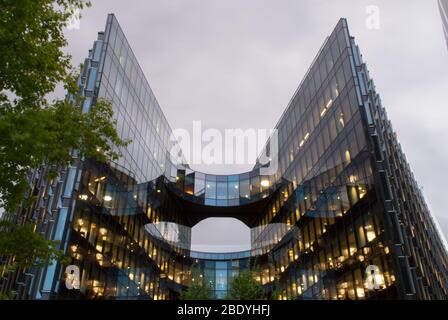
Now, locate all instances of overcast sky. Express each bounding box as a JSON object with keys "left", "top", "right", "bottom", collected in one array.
[{"left": 64, "top": 0, "right": 448, "bottom": 252}]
